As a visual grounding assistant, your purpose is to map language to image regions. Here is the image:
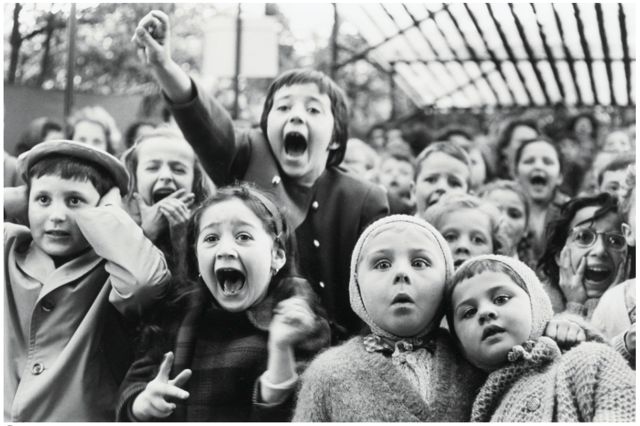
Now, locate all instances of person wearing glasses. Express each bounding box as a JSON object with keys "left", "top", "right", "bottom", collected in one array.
[{"left": 538, "top": 192, "right": 629, "bottom": 319}]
